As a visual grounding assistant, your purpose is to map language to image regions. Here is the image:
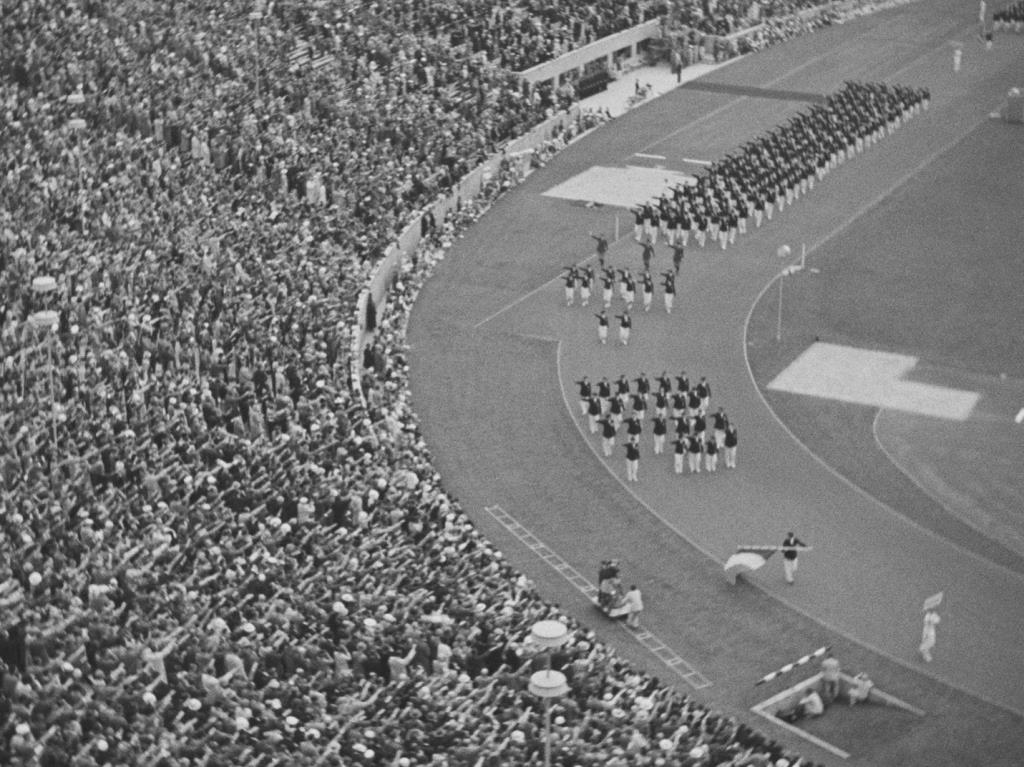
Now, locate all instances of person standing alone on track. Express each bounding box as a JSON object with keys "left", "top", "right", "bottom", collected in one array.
[
  {"left": 632, "top": 206, "right": 645, "bottom": 241},
  {"left": 672, "top": 240, "right": 685, "bottom": 272},
  {"left": 624, "top": 584, "right": 644, "bottom": 627},
  {"left": 782, "top": 531, "right": 807, "bottom": 584},
  {"left": 590, "top": 232, "right": 609, "bottom": 269},
  {"left": 919, "top": 609, "right": 941, "bottom": 662},
  {"left": 641, "top": 236, "right": 655, "bottom": 272},
  {"left": 595, "top": 309, "right": 609, "bottom": 344}
]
